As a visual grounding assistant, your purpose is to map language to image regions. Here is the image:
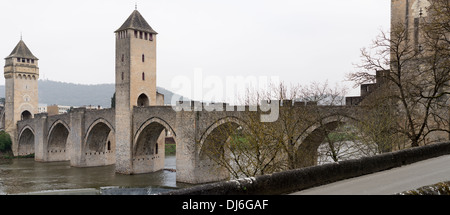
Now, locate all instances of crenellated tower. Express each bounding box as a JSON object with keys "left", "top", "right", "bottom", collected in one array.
[{"left": 4, "top": 39, "right": 39, "bottom": 156}]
